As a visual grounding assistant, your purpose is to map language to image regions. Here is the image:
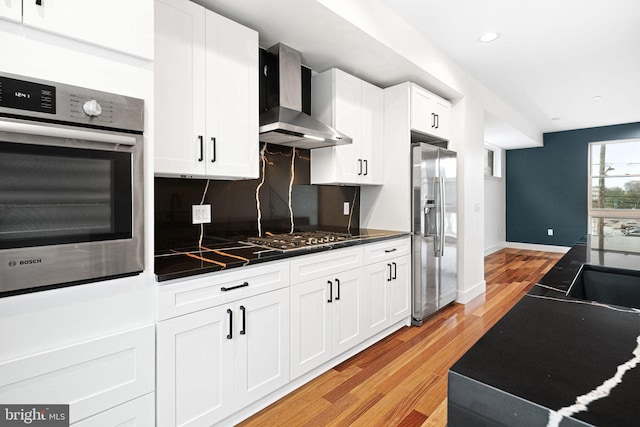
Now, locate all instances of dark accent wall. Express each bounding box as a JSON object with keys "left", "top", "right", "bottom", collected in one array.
[
  {"left": 154, "top": 144, "right": 359, "bottom": 252},
  {"left": 506, "top": 122, "right": 640, "bottom": 247}
]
